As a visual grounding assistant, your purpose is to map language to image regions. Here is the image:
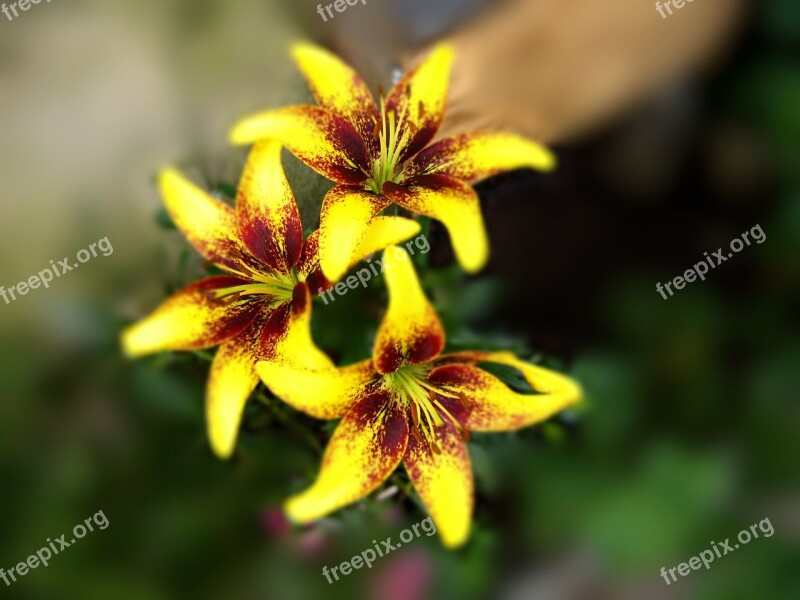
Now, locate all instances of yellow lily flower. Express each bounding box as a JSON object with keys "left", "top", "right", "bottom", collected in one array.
[
  {"left": 257, "top": 247, "right": 581, "bottom": 548},
  {"left": 121, "top": 141, "right": 420, "bottom": 459},
  {"left": 230, "top": 43, "right": 556, "bottom": 281}
]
